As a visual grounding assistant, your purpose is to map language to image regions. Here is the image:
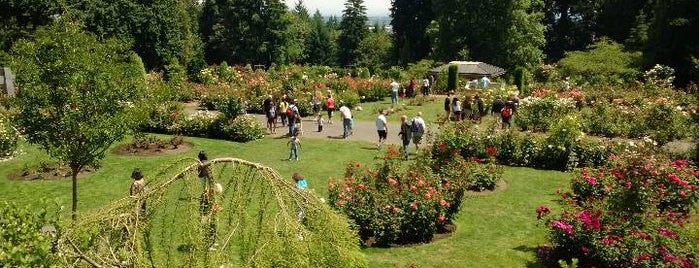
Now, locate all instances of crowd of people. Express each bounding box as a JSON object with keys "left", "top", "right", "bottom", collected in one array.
[{"left": 442, "top": 90, "right": 519, "bottom": 129}]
